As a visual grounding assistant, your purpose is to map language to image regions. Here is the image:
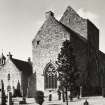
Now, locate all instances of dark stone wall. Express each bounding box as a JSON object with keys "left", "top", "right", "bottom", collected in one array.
[
  {"left": 85, "top": 21, "right": 100, "bottom": 95},
  {"left": 70, "top": 34, "right": 88, "bottom": 86},
  {"left": 97, "top": 51, "right": 105, "bottom": 97},
  {"left": 87, "top": 20, "right": 99, "bottom": 49},
  {"left": 27, "top": 73, "right": 36, "bottom": 97},
  {"left": 21, "top": 72, "right": 29, "bottom": 97},
  {"left": 0, "top": 59, "right": 22, "bottom": 95},
  {"left": 83, "top": 45, "right": 101, "bottom": 96},
  {"left": 98, "top": 51, "right": 105, "bottom": 88},
  {"left": 87, "top": 46, "right": 100, "bottom": 87}
]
